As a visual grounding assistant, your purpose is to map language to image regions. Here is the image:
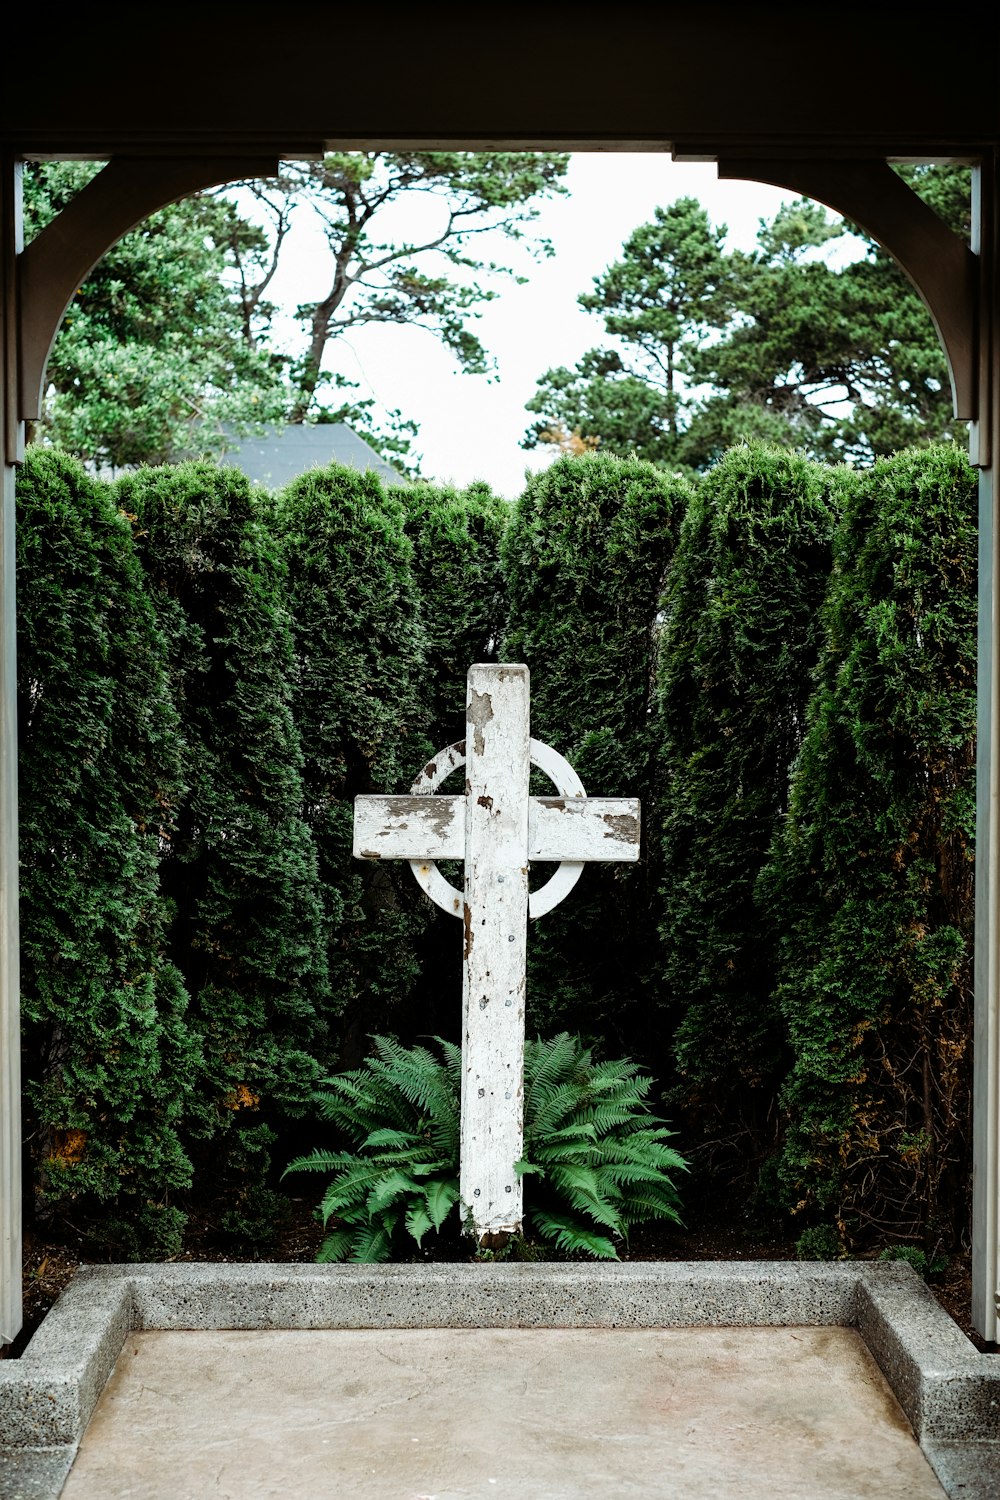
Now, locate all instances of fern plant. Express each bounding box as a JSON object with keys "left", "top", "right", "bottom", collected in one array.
[
  {"left": 519, "top": 1032, "right": 686, "bottom": 1258},
  {"left": 284, "top": 1036, "right": 462, "bottom": 1263},
  {"left": 285, "top": 1033, "right": 685, "bottom": 1262}
]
